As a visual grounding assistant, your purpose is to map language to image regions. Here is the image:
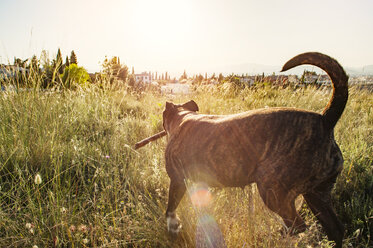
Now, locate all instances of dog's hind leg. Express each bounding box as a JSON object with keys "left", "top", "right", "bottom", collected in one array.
[
  {"left": 303, "top": 188, "right": 344, "bottom": 248},
  {"left": 166, "top": 178, "right": 186, "bottom": 235},
  {"left": 257, "top": 181, "right": 307, "bottom": 235}
]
